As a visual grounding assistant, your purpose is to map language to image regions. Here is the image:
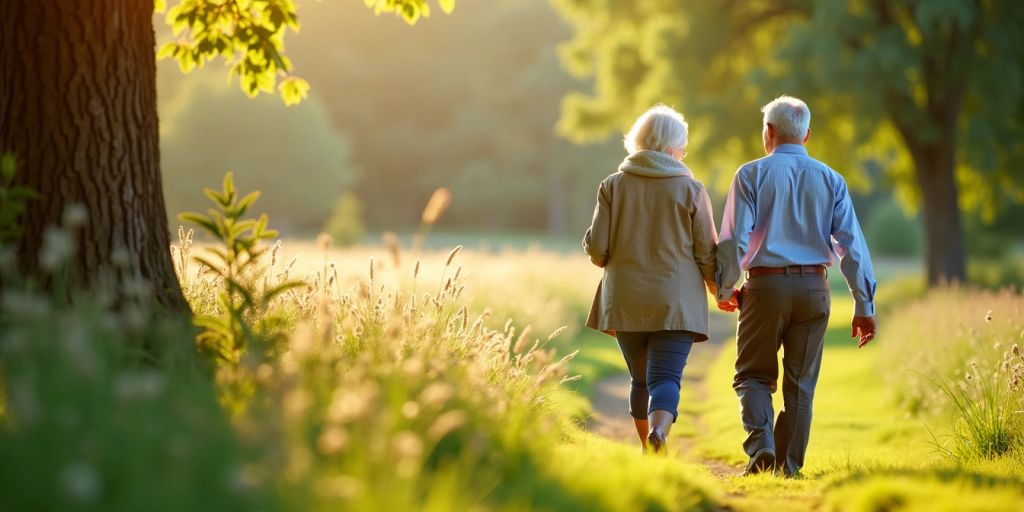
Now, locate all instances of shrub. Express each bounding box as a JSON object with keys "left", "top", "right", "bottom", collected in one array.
[
  {"left": 864, "top": 201, "right": 922, "bottom": 257},
  {"left": 322, "top": 192, "right": 365, "bottom": 247}
]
